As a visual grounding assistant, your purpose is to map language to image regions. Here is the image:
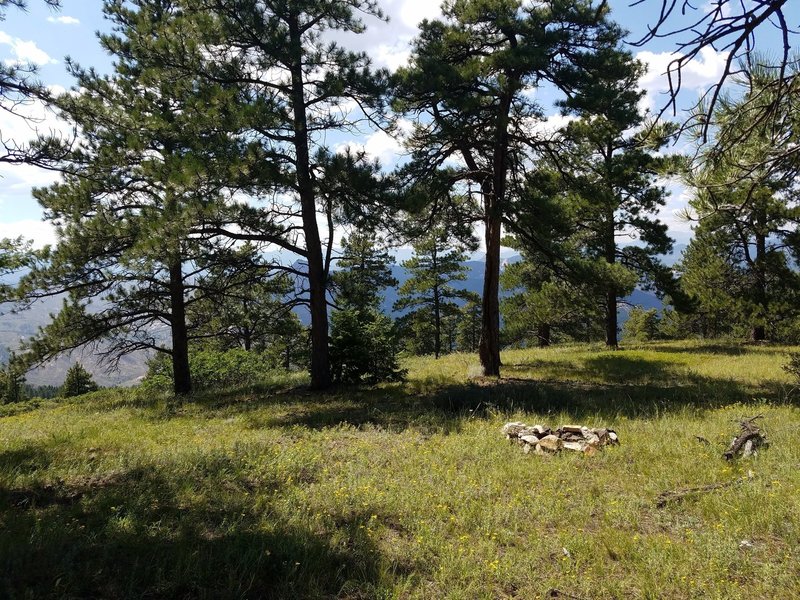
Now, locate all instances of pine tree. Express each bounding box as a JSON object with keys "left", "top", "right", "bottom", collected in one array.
[
  {"left": 16, "top": 0, "right": 253, "bottom": 395},
  {"left": 189, "top": 244, "right": 296, "bottom": 352},
  {"left": 0, "top": 354, "right": 25, "bottom": 404},
  {"left": 500, "top": 242, "right": 604, "bottom": 348},
  {"left": 395, "top": 0, "right": 628, "bottom": 374},
  {"left": 394, "top": 227, "right": 472, "bottom": 359},
  {"left": 622, "top": 308, "right": 661, "bottom": 342},
  {"left": 187, "top": 0, "right": 391, "bottom": 389},
  {"left": 457, "top": 294, "right": 481, "bottom": 353},
  {"left": 332, "top": 232, "right": 398, "bottom": 311},
  {"left": 543, "top": 52, "right": 677, "bottom": 348},
  {"left": 61, "top": 363, "right": 99, "bottom": 398},
  {"left": 329, "top": 232, "right": 403, "bottom": 384},
  {"left": 263, "top": 313, "right": 309, "bottom": 372},
  {"left": 681, "top": 64, "right": 800, "bottom": 341}
]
